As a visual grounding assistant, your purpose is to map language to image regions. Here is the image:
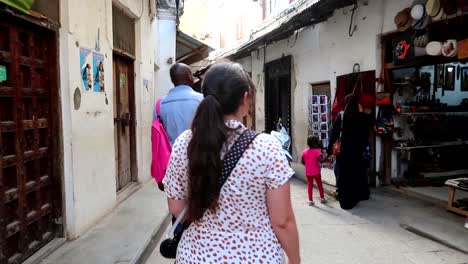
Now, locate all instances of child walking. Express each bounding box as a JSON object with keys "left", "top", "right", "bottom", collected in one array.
[{"left": 301, "top": 136, "right": 326, "bottom": 206}]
